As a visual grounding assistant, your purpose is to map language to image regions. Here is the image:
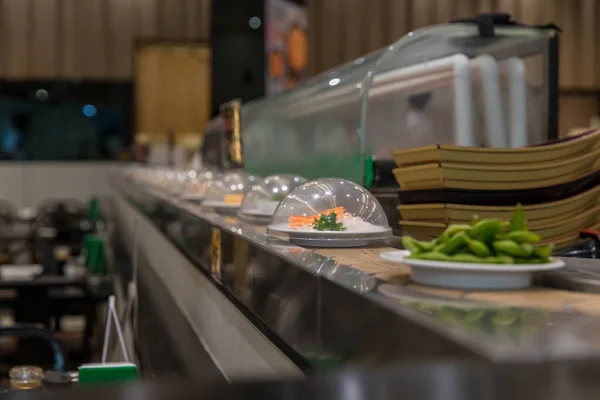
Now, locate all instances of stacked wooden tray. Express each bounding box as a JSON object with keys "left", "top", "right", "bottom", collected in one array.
[{"left": 393, "top": 129, "right": 600, "bottom": 249}]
